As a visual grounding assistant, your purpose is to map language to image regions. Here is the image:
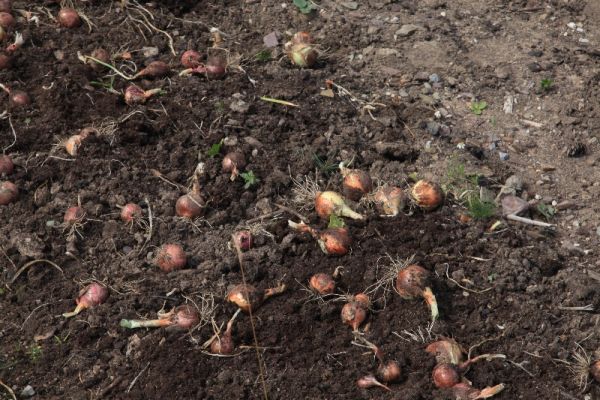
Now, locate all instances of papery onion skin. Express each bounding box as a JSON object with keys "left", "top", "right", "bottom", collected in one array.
[{"left": 155, "top": 244, "right": 187, "bottom": 272}]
